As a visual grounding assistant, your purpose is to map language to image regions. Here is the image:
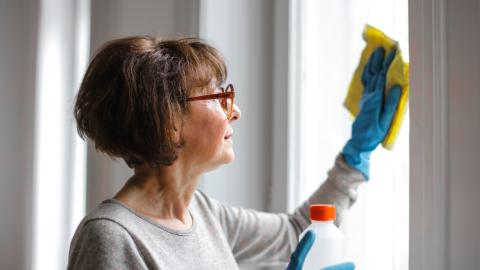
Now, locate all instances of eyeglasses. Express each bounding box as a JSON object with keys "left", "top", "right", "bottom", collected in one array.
[{"left": 187, "top": 84, "right": 236, "bottom": 120}]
